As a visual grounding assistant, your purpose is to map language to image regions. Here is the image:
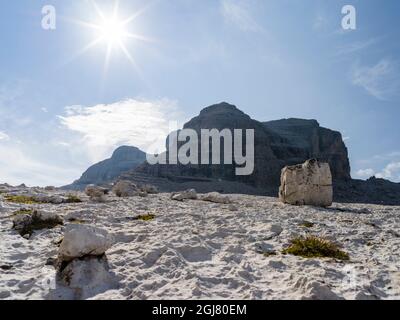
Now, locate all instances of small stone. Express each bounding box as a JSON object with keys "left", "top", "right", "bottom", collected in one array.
[
  {"left": 228, "top": 204, "right": 238, "bottom": 211},
  {"left": 85, "top": 185, "right": 108, "bottom": 202},
  {"left": 112, "top": 180, "right": 138, "bottom": 197},
  {"left": 138, "top": 191, "right": 148, "bottom": 198},
  {"left": 140, "top": 184, "right": 159, "bottom": 194},
  {"left": 201, "top": 192, "right": 232, "bottom": 204},
  {"left": 12, "top": 210, "right": 63, "bottom": 237},
  {"left": 171, "top": 189, "right": 197, "bottom": 201},
  {"left": 269, "top": 224, "right": 283, "bottom": 235},
  {"left": 0, "top": 291, "right": 11, "bottom": 299}
]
